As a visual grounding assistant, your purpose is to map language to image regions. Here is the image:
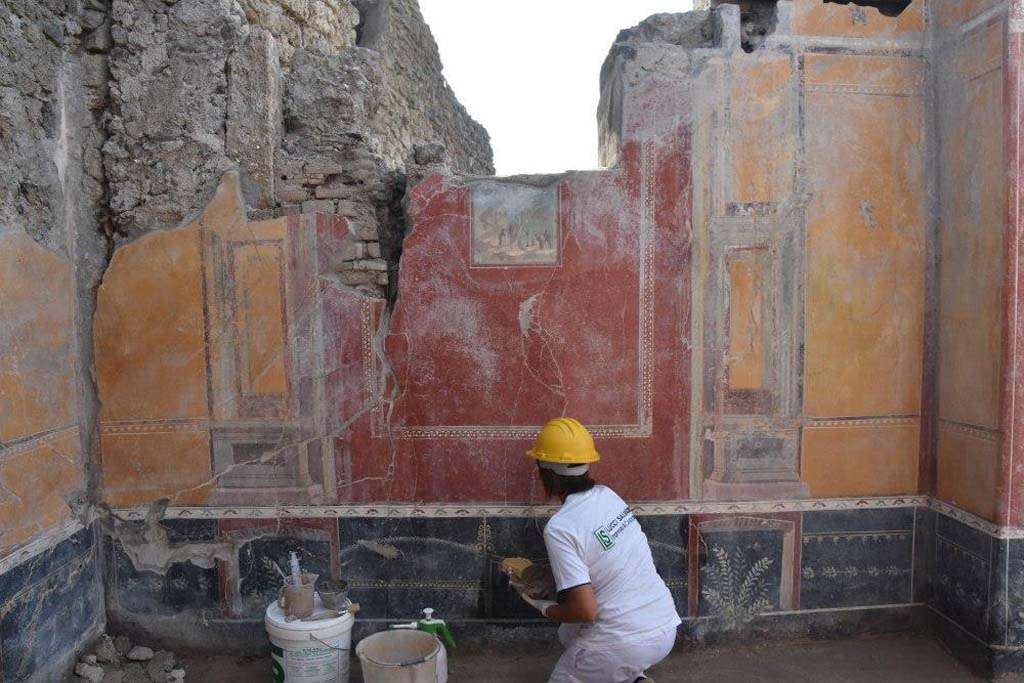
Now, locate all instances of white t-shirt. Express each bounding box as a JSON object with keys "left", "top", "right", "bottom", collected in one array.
[{"left": 543, "top": 485, "right": 681, "bottom": 647}]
